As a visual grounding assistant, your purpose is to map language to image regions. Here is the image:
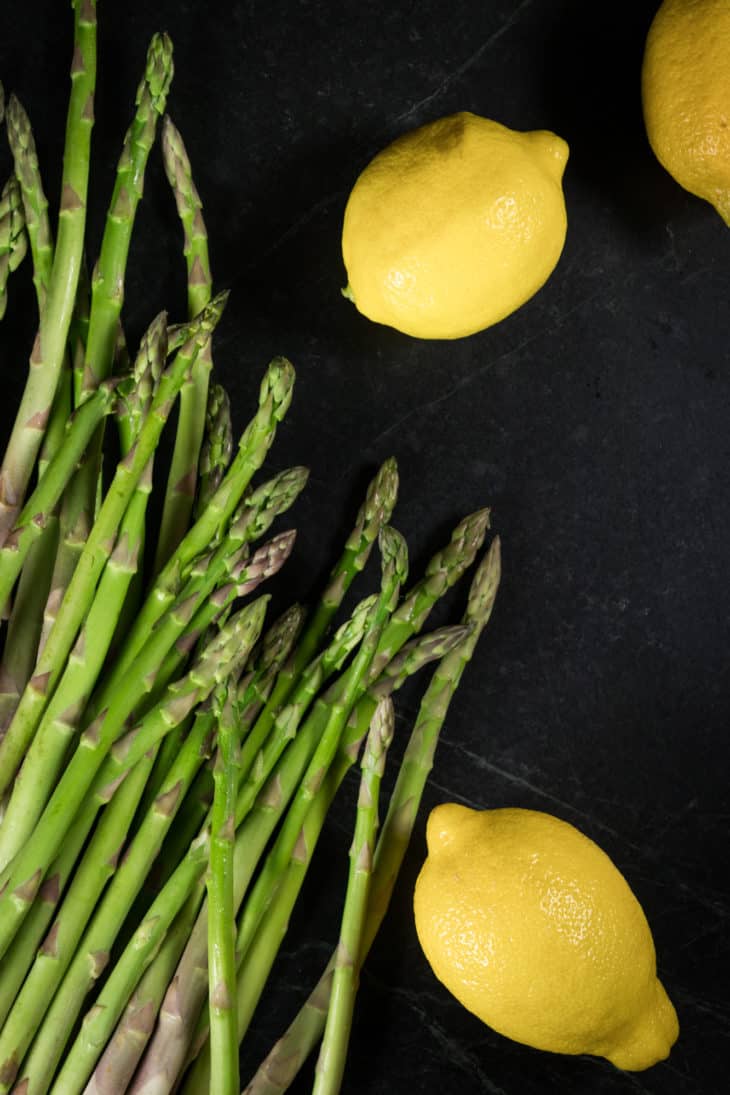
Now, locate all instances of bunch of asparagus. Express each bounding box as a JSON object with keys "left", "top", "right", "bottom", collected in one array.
[{"left": 0, "top": 3, "right": 501, "bottom": 1093}]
